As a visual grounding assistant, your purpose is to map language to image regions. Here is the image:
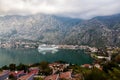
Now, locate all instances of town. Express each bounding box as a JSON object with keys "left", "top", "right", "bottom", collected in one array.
[
  {"left": 0, "top": 46, "right": 119, "bottom": 80},
  {"left": 0, "top": 40, "right": 98, "bottom": 51}
]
